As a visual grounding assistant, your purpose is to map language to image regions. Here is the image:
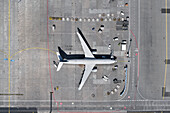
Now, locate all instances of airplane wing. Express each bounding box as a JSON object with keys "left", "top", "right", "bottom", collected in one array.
[
  {"left": 78, "top": 64, "right": 95, "bottom": 90},
  {"left": 77, "top": 28, "right": 94, "bottom": 58}
]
